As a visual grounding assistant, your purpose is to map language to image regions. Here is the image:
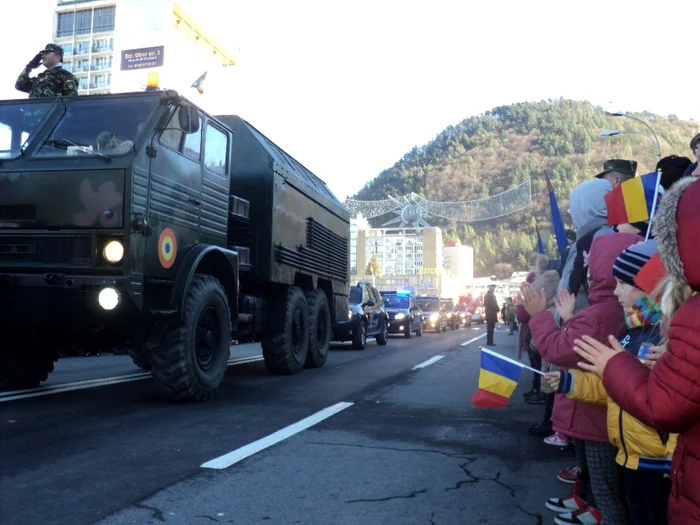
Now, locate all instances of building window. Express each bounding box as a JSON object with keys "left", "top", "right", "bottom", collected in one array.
[
  {"left": 56, "top": 12, "right": 75, "bottom": 37},
  {"left": 204, "top": 124, "right": 228, "bottom": 177},
  {"left": 93, "top": 6, "right": 115, "bottom": 33},
  {"left": 79, "top": 77, "right": 88, "bottom": 90},
  {"left": 75, "top": 9, "right": 92, "bottom": 35}
]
